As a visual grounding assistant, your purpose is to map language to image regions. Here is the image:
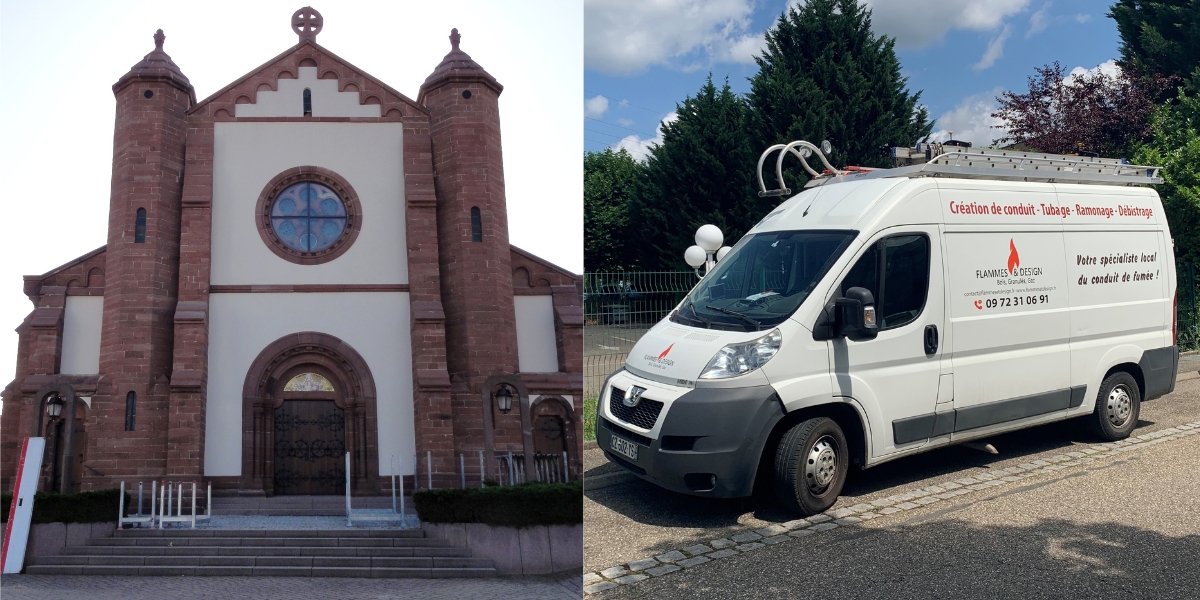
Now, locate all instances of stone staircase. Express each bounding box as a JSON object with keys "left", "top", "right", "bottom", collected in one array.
[{"left": 24, "top": 528, "right": 496, "bottom": 578}]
